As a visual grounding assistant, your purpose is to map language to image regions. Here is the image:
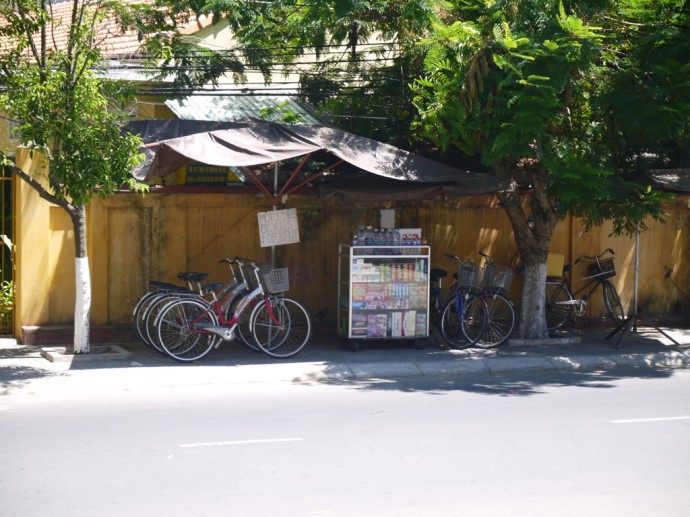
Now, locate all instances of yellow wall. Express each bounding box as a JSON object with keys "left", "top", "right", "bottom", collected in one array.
[{"left": 13, "top": 150, "right": 690, "bottom": 338}]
